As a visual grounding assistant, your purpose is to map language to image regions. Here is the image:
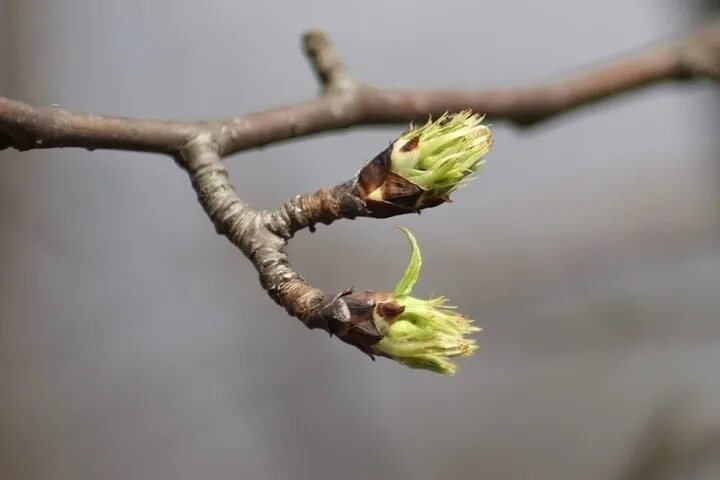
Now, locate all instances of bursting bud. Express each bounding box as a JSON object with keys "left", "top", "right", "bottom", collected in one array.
[
  {"left": 370, "top": 228, "right": 480, "bottom": 375},
  {"left": 357, "top": 111, "right": 492, "bottom": 217}
]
